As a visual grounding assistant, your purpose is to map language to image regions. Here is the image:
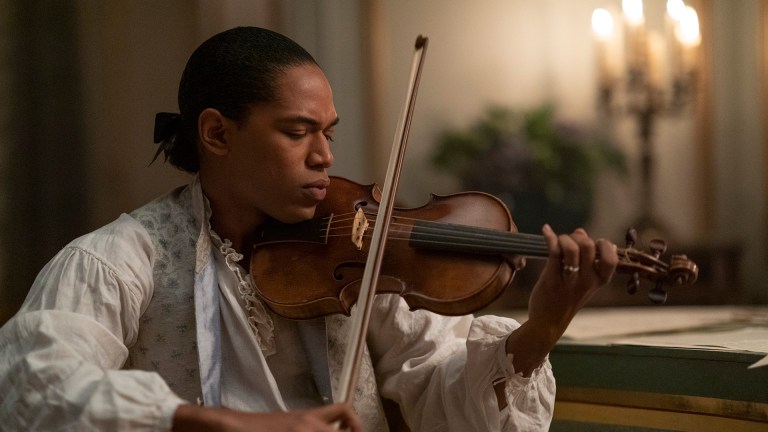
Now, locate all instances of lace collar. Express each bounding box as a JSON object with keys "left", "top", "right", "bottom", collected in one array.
[{"left": 193, "top": 176, "right": 276, "bottom": 355}]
